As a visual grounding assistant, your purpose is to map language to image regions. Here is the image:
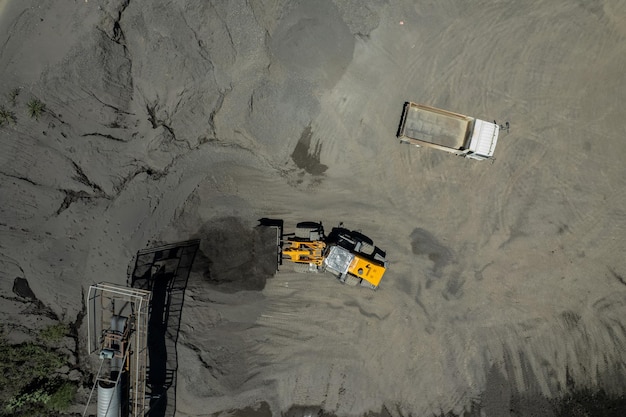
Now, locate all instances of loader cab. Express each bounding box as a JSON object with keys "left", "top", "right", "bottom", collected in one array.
[{"left": 323, "top": 245, "right": 386, "bottom": 289}]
